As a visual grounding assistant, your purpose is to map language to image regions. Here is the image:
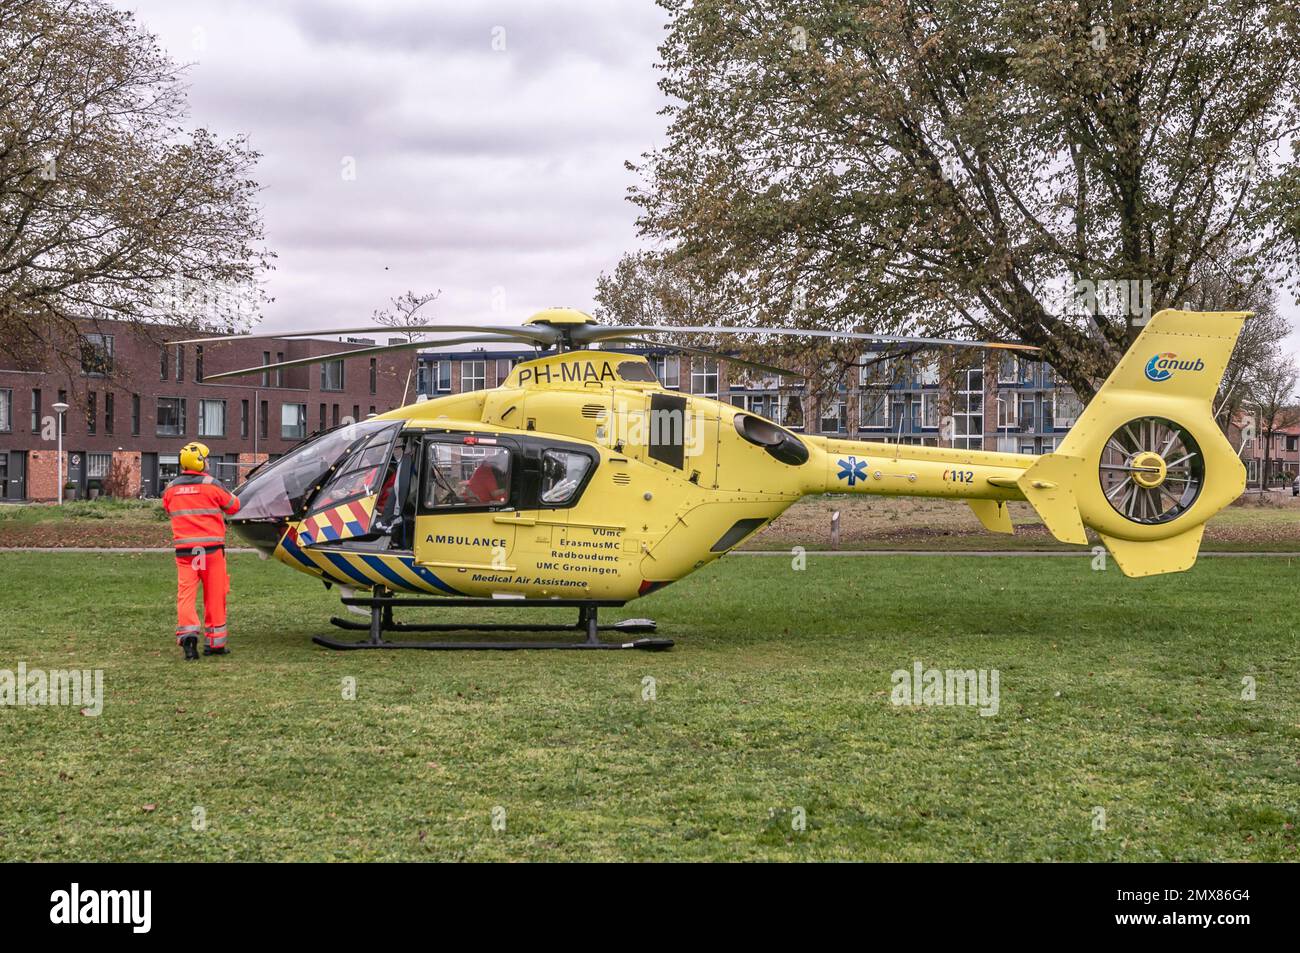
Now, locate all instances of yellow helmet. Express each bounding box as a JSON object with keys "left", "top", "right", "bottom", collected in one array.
[{"left": 179, "top": 441, "right": 210, "bottom": 472}]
